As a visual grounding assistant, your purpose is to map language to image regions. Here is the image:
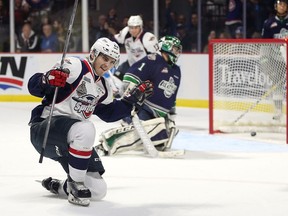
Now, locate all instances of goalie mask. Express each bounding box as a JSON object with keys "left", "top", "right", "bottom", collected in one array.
[
  {"left": 159, "top": 36, "right": 182, "bottom": 65},
  {"left": 89, "top": 37, "right": 120, "bottom": 67}
]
